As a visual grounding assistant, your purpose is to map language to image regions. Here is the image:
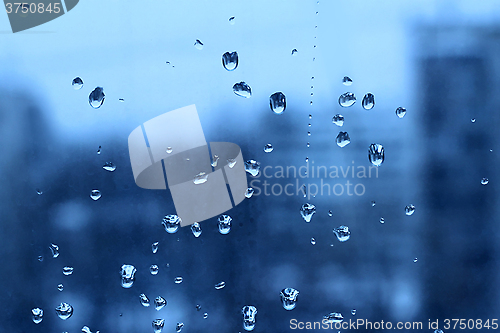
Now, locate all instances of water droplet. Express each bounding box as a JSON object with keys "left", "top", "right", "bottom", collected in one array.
[
  {"left": 55, "top": 302, "right": 73, "bottom": 320},
  {"left": 229, "top": 16, "right": 235, "bottom": 24},
  {"left": 336, "top": 132, "right": 351, "bottom": 148},
  {"left": 371, "top": 201, "right": 376, "bottom": 207},
  {"left": 434, "top": 330, "right": 444, "bottom": 333},
  {"left": 152, "top": 319, "right": 165, "bottom": 333},
  {"left": 227, "top": 158, "right": 237, "bottom": 168},
  {"left": 90, "top": 189, "right": 101, "bottom": 201},
  {"left": 193, "top": 172, "right": 209, "bottom": 184},
  {"left": 57, "top": 284, "right": 64, "bottom": 291},
  {"left": 32, "top": 308, "right": 43, "bottom": 324},
  {"left": 63, "top": 266, "right": 74, "bottom": 275},
  {"left": 395, "top": 107, "right": 406, "bottom": 118},
  {"left": 332, "top": 114, "right": 344, "bottom": 126},
  {"left": 140, "top": 294, "right": 150, "bottom": 307},
  {"left": 152, "top": 242, "right": 159, "bottom": 254},
  {"left": 311, "top": 238, "right": 316, "bottom": 245},
  {"left": 307, "top": 131, "right": 311, "bottom": 136},
  {"left": 222, "top": 51, "right": 238, "bottom": 71},
  {"left": 471, "top": 118, "right": 476, "bottom": 123},
  {"left": 379, "top": 217, "right": 385, "bottom": 224},
  {"left": 338, "top": 92, "right": 356, "bottom": 107},
  {"left": 301, "top": 184, "right": 307, "bottom": 197},
  {"left": 333, "top": 226, "right": 350, "bottom": 242},
  {"left": 175, "top": 276, "right": 183, "bottom": 284},
  {"left": 245, "top": 160, "right": 261, "bottom": 176},
  {"left": 323, "top": 312, "right": 343, "bottom": 323},
  {"left": 481, "top": 177, "right": 489, "bottom": 185},
  {"left": 36, "top": 188, "right": 43, "bottom": 195},
  {"left": 215, "top": 281, "right": 226, "bottom": 290},
  {"left": 203, "top": 312, "right": 208, "bottom": 319},
  {"left": 191, "top": 222, "right": 202, "bottom": 238},
  {"left": 176, "top": 322, "right": 184, "bottom": 333},
  {"left": 342, "top": 76, "right": 353, "bottom": 86},
  {"left": 361, "top": 93, "right": 375, "bottom": 110},
  {"left": 150, "top": 264, "right": 159, "bottom": 275},
  {"left": 405, "top": 204, "right": 415, "bottom": 216},
  {"left": 82, "top": 326, "right": 92, "bottom": 333},
  {"left": 120, "top": 264, "right": 136, "bottom": 288},
  {"left": 50, "top": 243, "right": 60, "bottom": 258},
  {"left": 305, "top": 157, "right": 309, "bottom": 163},
  {"left": 368, "top": 144, "right": 384, "bottom": 166},
  {"left": 244, "top": 187, "right": 255, "bottom": 199},
  {"left": 218, "top": 215, "right": 232, "bottom": 235},
  {"left": 194, "top": 39, "right": 204, "bottom": 50},
  {"left": 37, "top": 255, "right": 43, "bottom": 262},
  {"left": 270, "top": 92, "right": 286, "bottom": 114},
  {"left": 119, "top": 98, "right": 124, "bottom": 102},
  {"left": 103, "top": 162, "right": 116, "bottom": 172},
  {"left": 300, "top": 203, "right": 316, "bottom": 222},
  {"left": 328, "top": 210, "right": 333, "bottom": 217},
  {"left": 264, "top": 143, "right": 273, "bottom": 153},
  {"left": 211, "top": 155, "right": 219, "bottom": 167},
  {"left": 155, "top": 296, "right": 167, "bottom": 311},
  {"left": 242, "top": 306, "right": 257, "bottom": 331},
  {"left": 72, "top": 77, "right": 83, "bottom": 90},
  {"left": 233, "top": 82, "right": 252, "bottom": 98},
  {"left": 97, "top": 146, "right": 101, "bottom": 154},
  {"left": 166, "top": 147, "right": 173, "bottom": 154},
  {"left": 351, "top": 309, "right": 356, "bottom": 316},
  {"left": 162, "top": 215, "right": 181, "bottom": 233},
  {"left": 413, "top": 258, "right": 418, "bottom": 263},
  {"left": 89, "top": 87, "right": 105, "bottom": 109},
  {"left": 291, "top": 48, "right": 298, "bottom": 55},
  {"left": 306, "top": 142, "right": 310, "bottom": 148},
  {"left": 280, "top": 288, "right": 299, "bottom": 310}
]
